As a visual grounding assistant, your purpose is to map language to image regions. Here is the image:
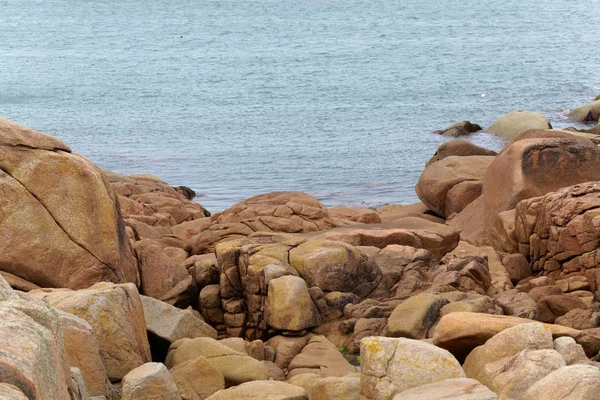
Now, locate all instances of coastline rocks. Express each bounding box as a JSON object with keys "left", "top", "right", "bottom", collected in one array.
[
  {"left": 521, "top": 365, "right": 600, "bottom": 400},
  {"left": 165, "top": 337, "right": 270, "bottom": 387},
  {"left": 308, "top": 375, "right": 360, "bottom": 400},
  {"left": 314, "top": 218, "right": 459, "bottom": 260},
  {"left": 416, "top": 155, "right": 494, "bottom": 218},
  {"left": 30, "top": 282, "right": 151, "bottom": 381},
  {"left": 0, "top": 118, "right": 138, "bottom": 289},
  {"left": 205, "top": 381, "right": 308, "bottom": 400},
  {"left": 121, "top": 362, "right": 181, "bottom": 400},
  {"left": 426, "top": 140, "right": 497, "bottom": 166},
  {"left": 267, "top": 276, "right": 320, "bottom": 332},
  {"left": 486, "top": 110, "right": 552, "bottom": 138},
  {"left": 0, "top": 283, "right": 72, "bottom": 399},
  {"left": 387, "top": 293, "right": 449, "bottom": 339},
  {"left": 392, "top": 378, "right": 498, "bottom": 400},
  {"left": 360, "top": 336, "right": 465, "bottom": 399},
  {"left": 434, "top": 121, "right": 482, "bottom": 137},
  {"left": 169, "top": 357, "right": 225, "bottom": 400},
  {"left": 376, "top": 202, "right": 444, "bottom": 224},
  {"left": 483, "top": 136, "right": 600, "bottom": 238},
  {"left": 568, "top": 100, "right": 600, "bottom": 122},
  {"left": 328, "top": 206, "right": 381, "bottom": 224},
  {"left": 513, "top": 182, "right": 600, "bottom": 287},
  {"left": 187, "top": 191, "right": 334, "bottom": 255},
  {"left": 286, "top": 336, "right": 355, "bottom": 379},
  {"left": 432, "top": 312, "right": 600, "bottom": 359}
]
